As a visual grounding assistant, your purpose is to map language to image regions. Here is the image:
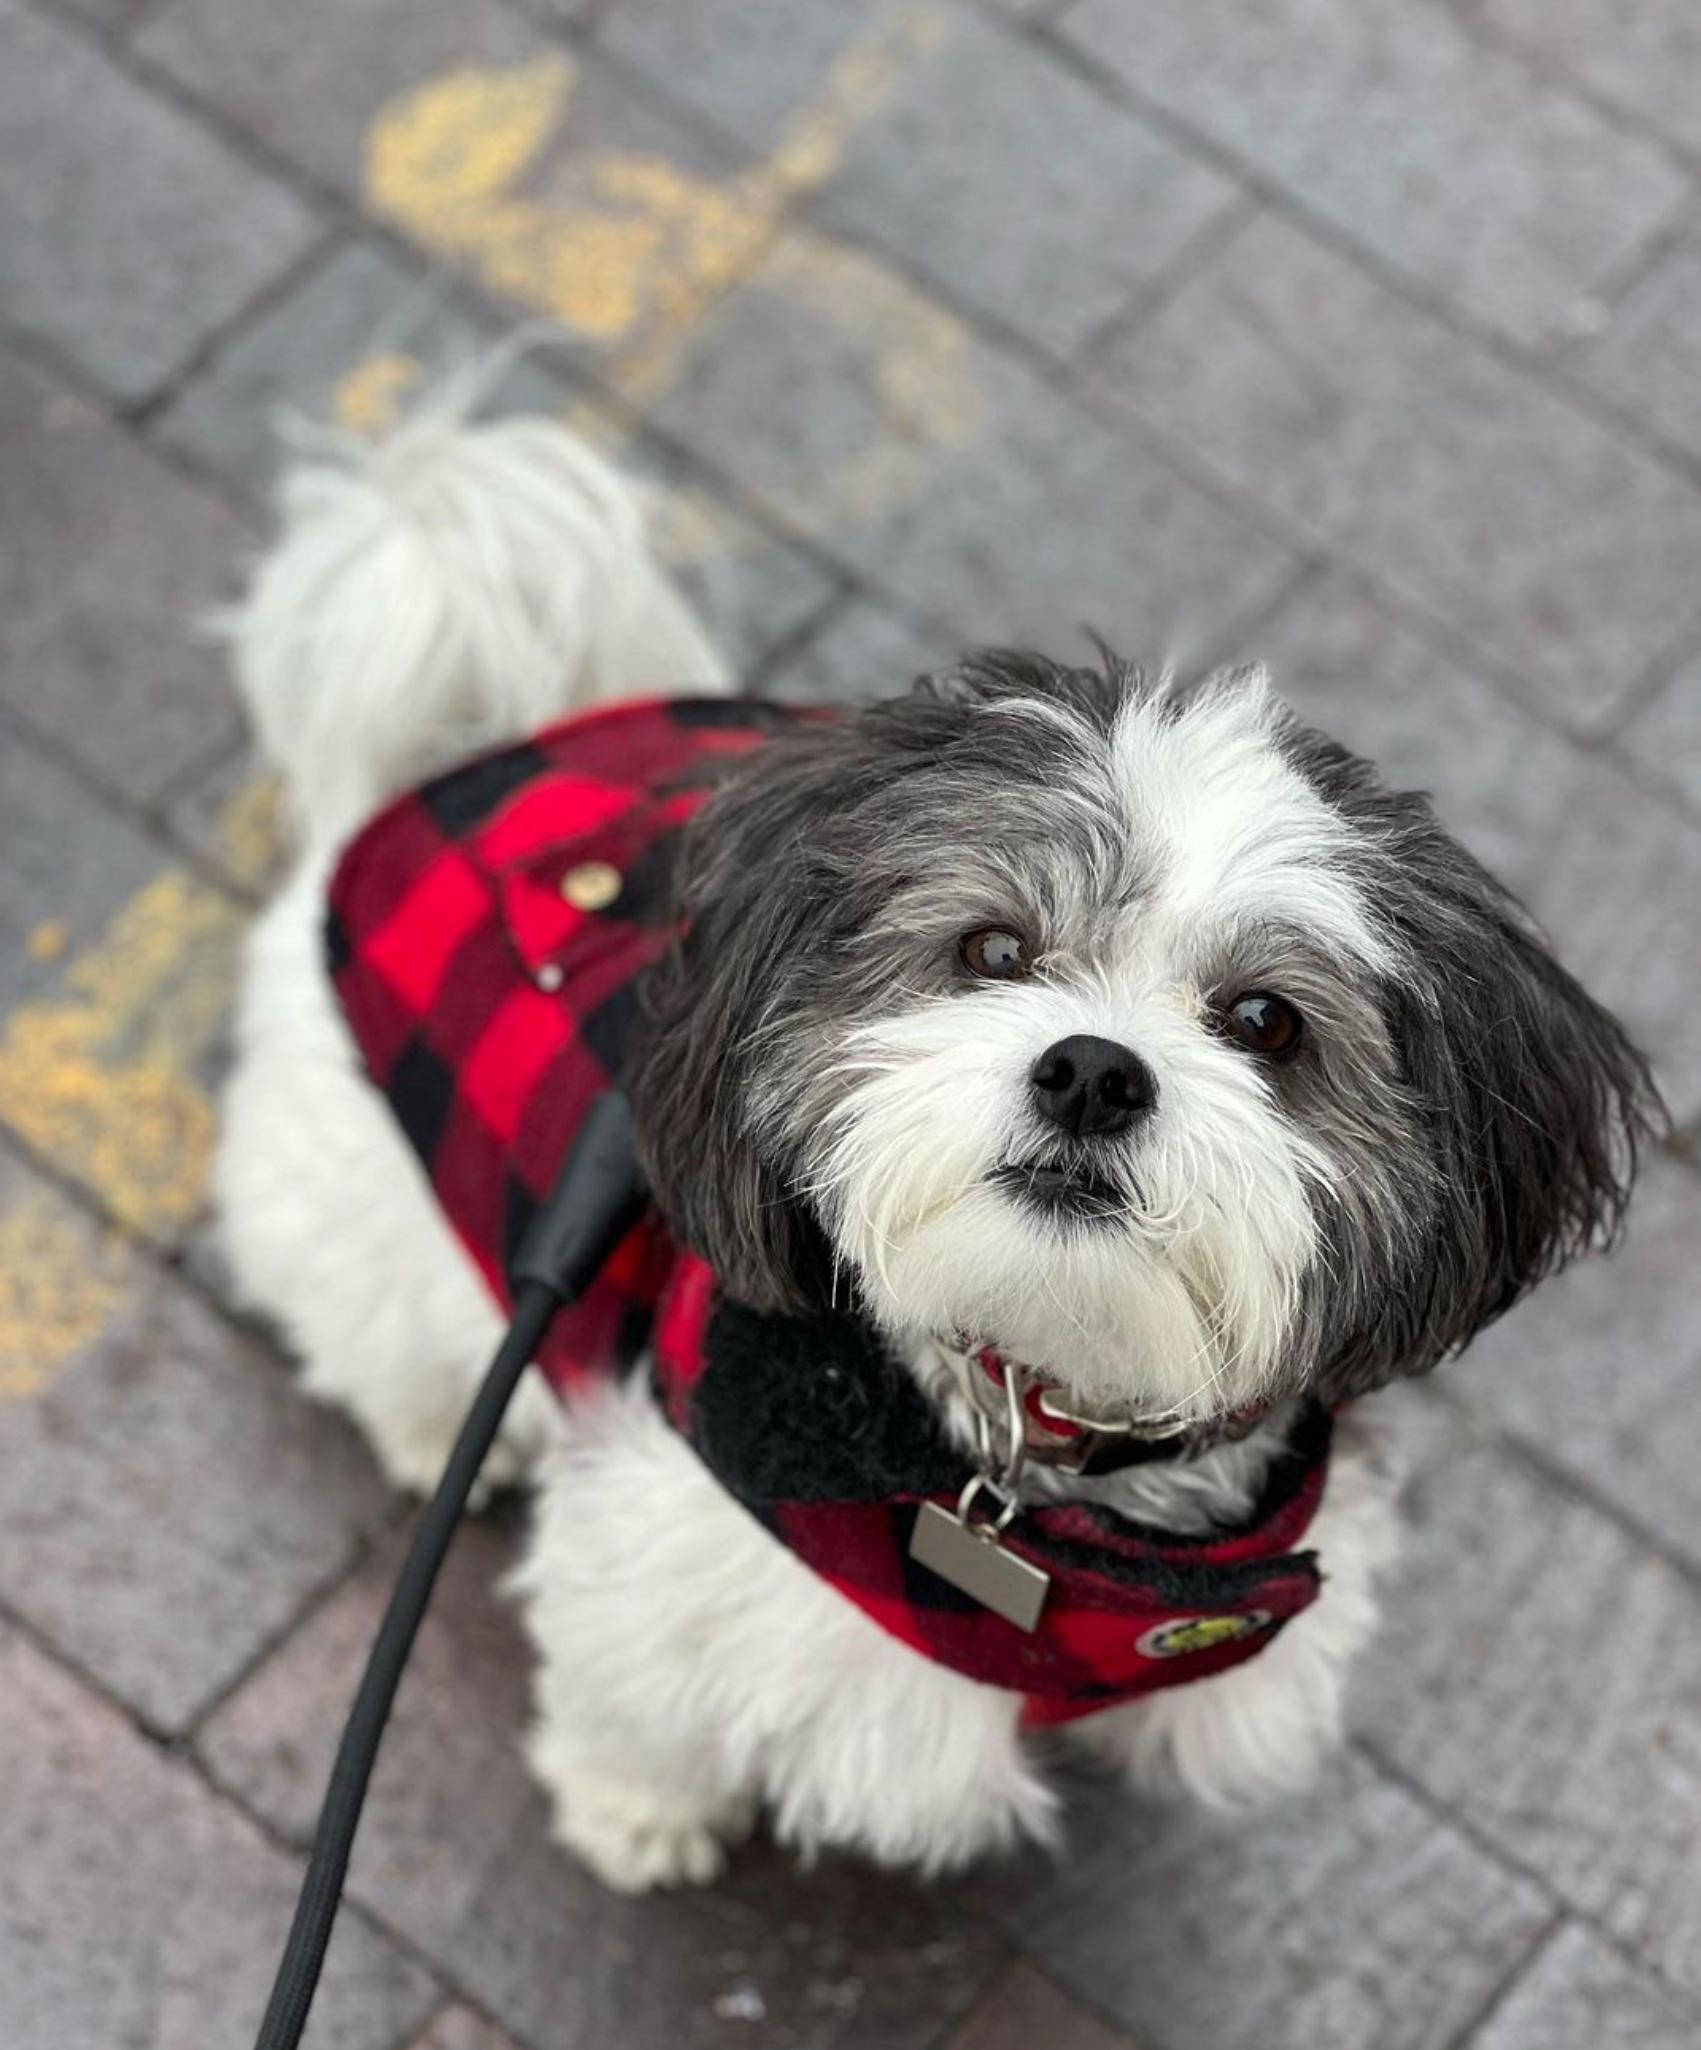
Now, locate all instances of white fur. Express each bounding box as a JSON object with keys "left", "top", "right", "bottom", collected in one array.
[{"left": 218, "top": 402, "right": 1400, "bottom": 1892}]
